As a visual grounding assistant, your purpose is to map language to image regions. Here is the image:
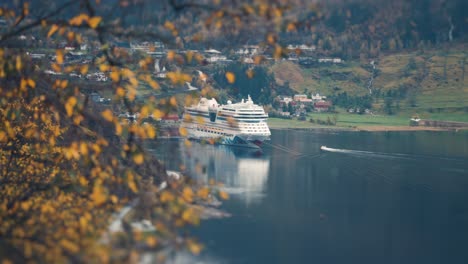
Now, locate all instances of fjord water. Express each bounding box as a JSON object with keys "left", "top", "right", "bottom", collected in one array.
[{"left": 150, "top": 130, "right": 468, "bottom": 264}]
